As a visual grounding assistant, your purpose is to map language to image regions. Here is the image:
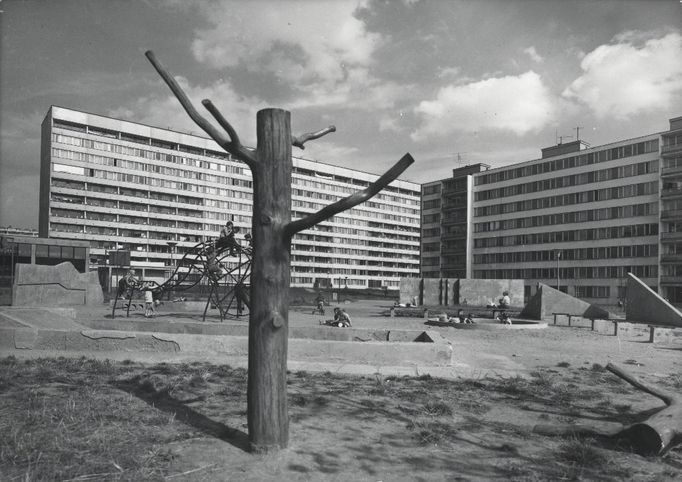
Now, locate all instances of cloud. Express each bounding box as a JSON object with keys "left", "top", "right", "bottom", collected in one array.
[
  {"left": 411, "top": 71, "right": 555, "bottom": 140},
  {"left": 524, "top": 46, "right": 543, "bottom": 63},
  {"left": 563, "top": 31, "right": 682, "bottom": 119},
  {"left": 190, "top": 1, "right": 380, "bottom": 86}
]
